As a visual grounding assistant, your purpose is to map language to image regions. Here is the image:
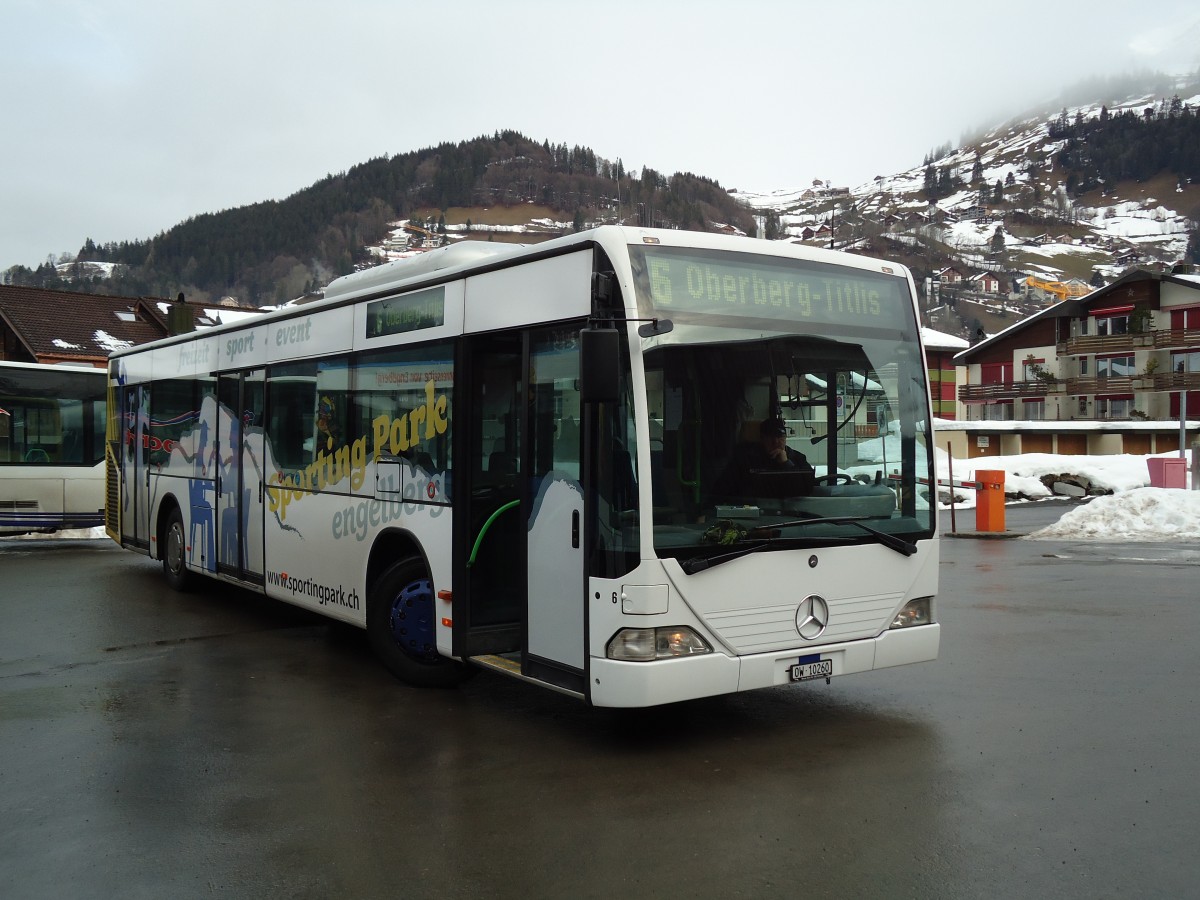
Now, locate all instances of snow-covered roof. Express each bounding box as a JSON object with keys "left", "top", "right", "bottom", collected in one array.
[{"left": 922, "top": 327, "right": 969, "bottom": 351}]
